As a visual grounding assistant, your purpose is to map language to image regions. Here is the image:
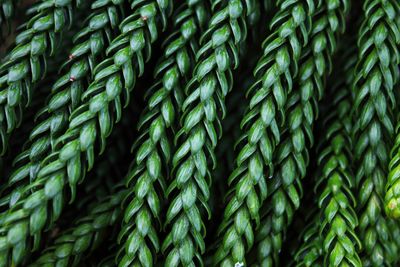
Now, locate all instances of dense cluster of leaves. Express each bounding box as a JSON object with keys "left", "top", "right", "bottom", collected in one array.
[{"left": 2, "top": 0, "right": 400, "bottom": 266}]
